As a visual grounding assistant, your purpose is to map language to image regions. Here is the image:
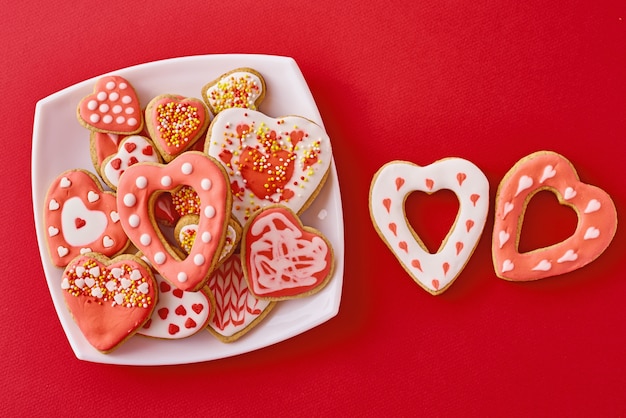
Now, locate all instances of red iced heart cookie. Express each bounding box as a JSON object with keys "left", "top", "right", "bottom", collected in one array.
[
  {"left": 206, "top": 108, "right": 332, "bottom": 224},
  {"left": 116, "top": 152, "right": 231, "bottom": 291},
  {"left": 201, "top": 67, "right": 266, "bottom": 115},
  {"left": 241, "top": 205, "right": 334, "bottom": 300},
  {"left": 492, "top": 151, "right": 617, "bottom": 281},
  {"left": 77, "top": 75, "right": 143, "bottom": 135},
  {"left": 138, "top": 257, "right": 213, "bottom": 339},
  {"left": 60, "top": 254, "right": 157, "bottom": 353},
  {"left": 207, "top": 253, "right": 275, "bottom": 342},
  {"left": 101, "top": 135, "right": 160, "bottom": 190},
  {"left": 145, "top": 94, "right": 210, "bottom": 162},
  {"left": 369, "top": 159, "right": 490, "bottom": 295},
  {"left": 44, "top": 169, "right": 129, "bottom": 267}
]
